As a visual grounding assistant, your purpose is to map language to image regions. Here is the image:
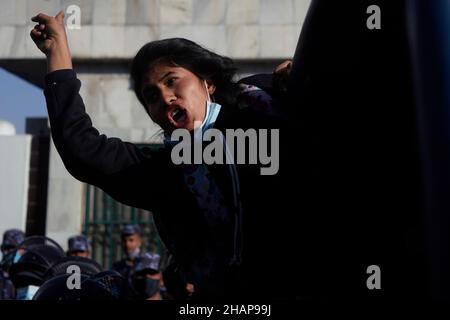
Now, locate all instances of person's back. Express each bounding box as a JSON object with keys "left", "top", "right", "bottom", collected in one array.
[{"left": 286, "top": 0, "right": 428, "bottom": 298}]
